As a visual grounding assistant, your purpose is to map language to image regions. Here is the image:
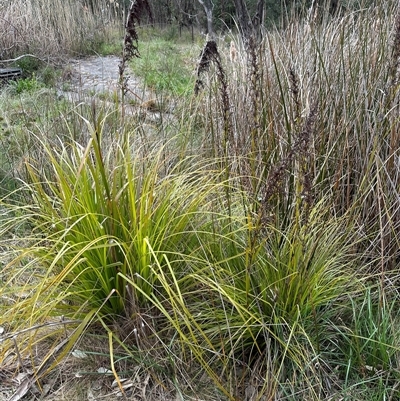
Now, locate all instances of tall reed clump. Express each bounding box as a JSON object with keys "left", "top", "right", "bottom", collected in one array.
[
  {"left": 194, "top": 1, "right": 400, "bottom": 267},
  {"left": 187, "top": 0, "right": 400, "bottom": 397},
  {"left": 0, "top": 0, "right": 120, "bottom": 60},
  {"left": 194, "top": 34, "right": 317, "bottom": 228}
]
